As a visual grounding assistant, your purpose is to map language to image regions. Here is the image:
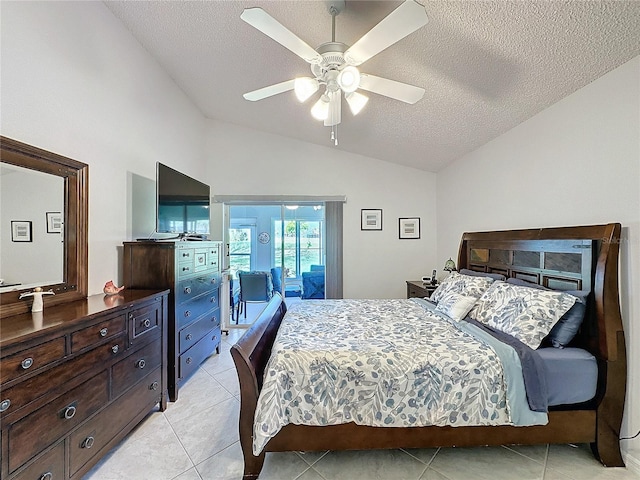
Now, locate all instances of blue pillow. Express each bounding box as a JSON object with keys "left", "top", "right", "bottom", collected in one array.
[
  {"left": 459, "top": 268, "right": 506, "bottom": 281},
  {"left": 506, "top": 277, "right": 589, "bottom": 348}
]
